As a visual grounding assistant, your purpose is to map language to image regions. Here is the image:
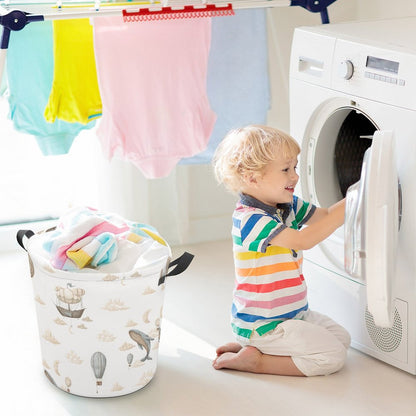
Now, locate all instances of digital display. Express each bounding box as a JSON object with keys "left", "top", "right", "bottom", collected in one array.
[{"left": 366, "top": 56, "right": 399, "bottom": 74}]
